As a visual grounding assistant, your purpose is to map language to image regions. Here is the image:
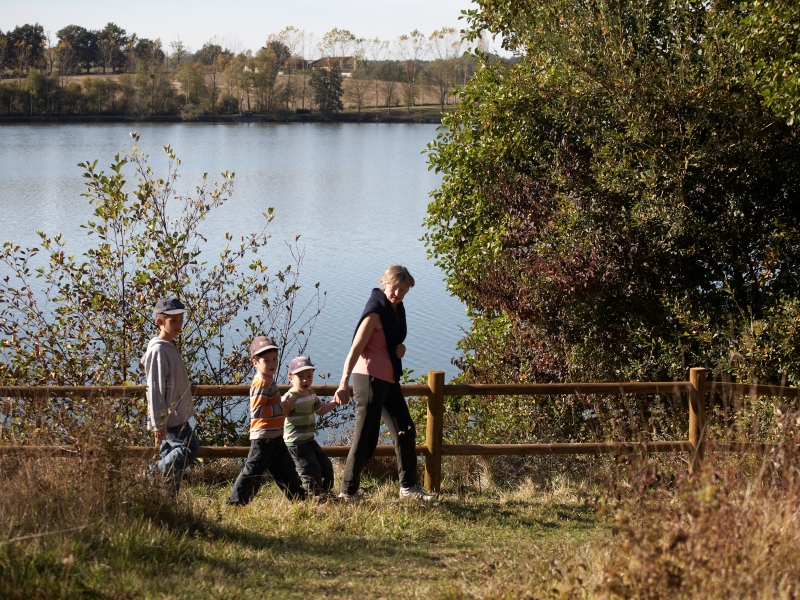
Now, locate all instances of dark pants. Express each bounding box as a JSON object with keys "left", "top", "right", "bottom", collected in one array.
[
  {"left": 341, "top": 374, "right": 418, "bottom": 494},
  {"left": 288, "top": 439, "right": 334, "bottom": 495},
  {"left": 227, "top": 437, "right": 306, "bottom": 505},
  {"left": 157, "top": 422, "right": 200, "bottom": 493}
]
